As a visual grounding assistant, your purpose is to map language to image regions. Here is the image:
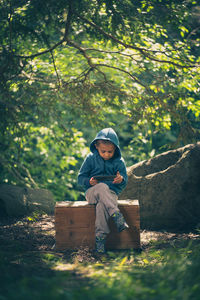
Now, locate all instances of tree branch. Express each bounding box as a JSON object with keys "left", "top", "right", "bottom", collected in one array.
[
  {"left": 63, "top": 67, "right": 93, "bottom": 87},
  {"left": 66, "top": 38, "right": 95, "bottom": 68},
  {"left": 16, "top": 40, "right": 64, "bottom": 59},
  {"left": 15, "top": 3, "right": 73, "bottom": 60},
  {"left": 50, "top": 50, "right": 61, "bottom": 88},
  {"left": 8, "top": 0, "right": 12, "bottom": 52},
  {"left": 76, "top": 14, "right": 198, "bottom": 68},
  {"left": 93, "top": 63, "right": 148, "bottom": 89},
  {"left": 0, "top": 157, "right": 38, "bottom": 188},
  {"left": 14, "top": 8, "right": 198, "bottom": 71},
  {"left": 64, "top": 1, "right": 73, "bottom": 40}
]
